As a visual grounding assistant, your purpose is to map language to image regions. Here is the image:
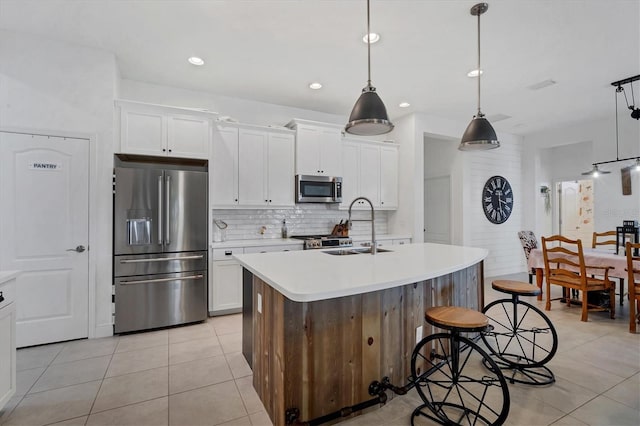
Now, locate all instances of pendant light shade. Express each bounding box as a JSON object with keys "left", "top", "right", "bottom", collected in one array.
[
  {"left": 459, "top": 3, "right": 499, "bottom": 151},
  {"left": 345, "top": 85, "right": 393, "bottom": 135},
  {"left": 460, "top": 115, "right": 499, "bottom": 150},
  {"left": 345, "top": 0, "right": 394, "bottom": 136},
  {"left": 581, "top": 164, "right": 611, "bottom": 177}
]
